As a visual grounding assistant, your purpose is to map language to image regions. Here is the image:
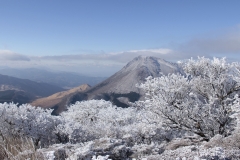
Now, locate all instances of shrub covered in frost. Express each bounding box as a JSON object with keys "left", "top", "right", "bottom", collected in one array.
[
  {"left": 137, "top": 57, "right": 240, "bottom": 140},
  {"left": 61, "top": 100, "right": 172, "bottom": 145},
  {"left": 0, "top": 103, "right": 64, "bottom": 147}
]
